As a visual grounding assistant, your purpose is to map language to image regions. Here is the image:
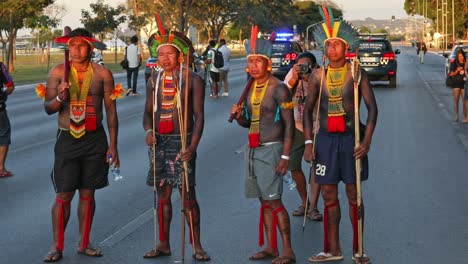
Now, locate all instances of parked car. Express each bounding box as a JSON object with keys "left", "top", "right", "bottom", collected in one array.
[
  {"left": 443, "top": 44, "right": 468, "bottom": 85},
  {"left": 270, "top": 40, "right": 303, "bottom": 80},
  {"left": 347, "top": 35, "right": 400, "bottom": 88},
  {"left": 144, "top": 57, "right": 159, "bottom": 85}
]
